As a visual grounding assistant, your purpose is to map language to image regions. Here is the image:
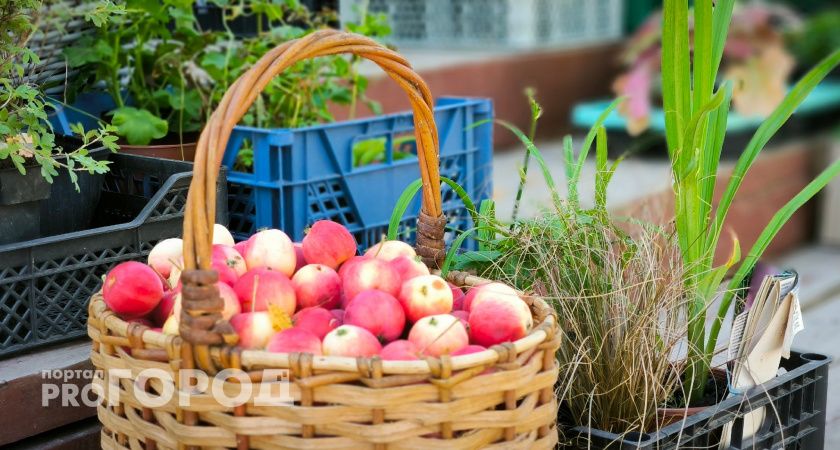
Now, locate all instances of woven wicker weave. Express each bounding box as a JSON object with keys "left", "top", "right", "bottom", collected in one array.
[{"left": 88, "top": 29, "right": 560, "bottom": 450}]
